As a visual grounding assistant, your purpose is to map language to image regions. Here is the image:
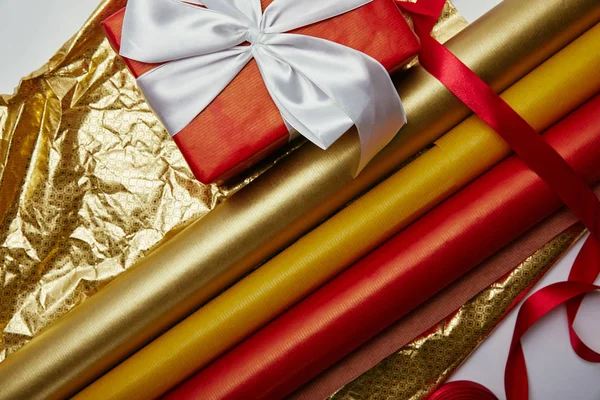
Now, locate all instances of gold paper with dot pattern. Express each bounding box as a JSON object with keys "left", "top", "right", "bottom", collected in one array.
[{"left": 0, "top": 0, "right": 238, "bottom": 362}]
